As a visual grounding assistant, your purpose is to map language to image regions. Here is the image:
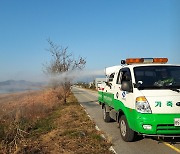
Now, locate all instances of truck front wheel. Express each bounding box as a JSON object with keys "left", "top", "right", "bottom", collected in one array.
[
  {"left": 103, "top": 105, "right": 111, "bottom": 122},
  {"left": 119, "top": 115, "right": 135, "bottom": 142}
]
